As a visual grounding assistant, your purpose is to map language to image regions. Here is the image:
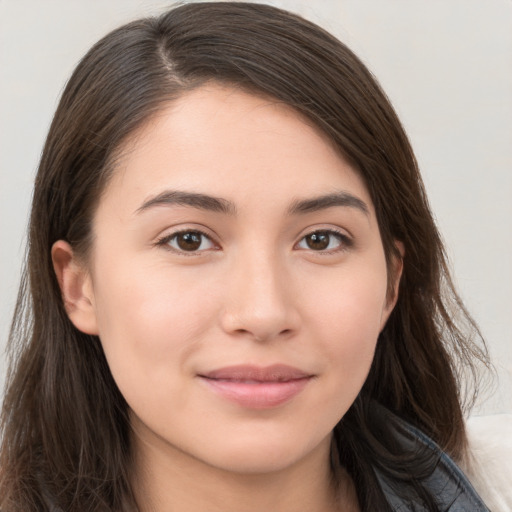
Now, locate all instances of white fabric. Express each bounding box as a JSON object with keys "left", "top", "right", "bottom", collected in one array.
[{"left": 461, "top": 414, "right": 512, "bottom": 512}]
